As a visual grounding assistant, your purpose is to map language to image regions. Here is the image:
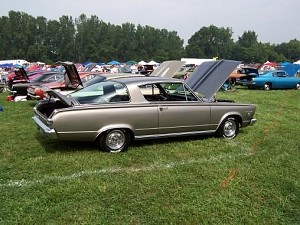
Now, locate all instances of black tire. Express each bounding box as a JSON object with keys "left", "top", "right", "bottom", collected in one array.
[
  {"left": 263, "top": 83, "right": 271, "bottom": 90},
  {"left": 295, "top": 83, "right": 300, "bottom": 90},
  {"left": 217, "top": 117, "right": 239, "bottom": 139},
  {"left": 98, "top": 129, "right": 130, "bottom": 153}
]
